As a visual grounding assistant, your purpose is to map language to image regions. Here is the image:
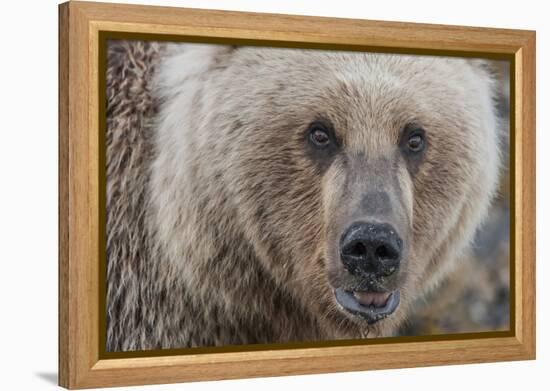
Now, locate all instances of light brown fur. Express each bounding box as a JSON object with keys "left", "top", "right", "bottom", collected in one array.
[{"left": 106, "top": 41, "right": 500, "bottom": 351}]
